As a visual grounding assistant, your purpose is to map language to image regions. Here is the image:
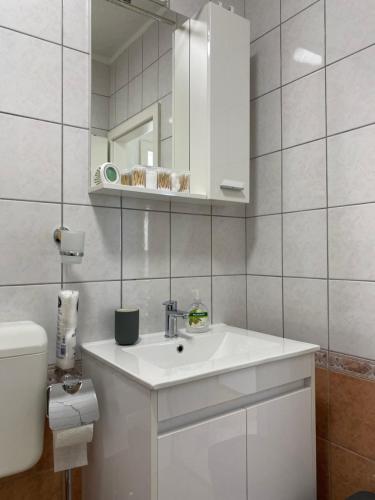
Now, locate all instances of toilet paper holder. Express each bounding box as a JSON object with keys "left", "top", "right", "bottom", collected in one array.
[
  {"left": 47, "top": 376, "right": 99, "bottom": 500},
  {"left": 47, "top": 376, "right": 99, "bottom": 430}
]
